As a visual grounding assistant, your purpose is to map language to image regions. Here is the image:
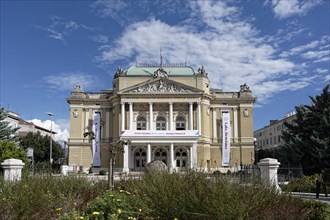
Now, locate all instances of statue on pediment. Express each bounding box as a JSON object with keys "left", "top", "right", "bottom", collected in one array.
[
  {"left": 154, "top": 68, "right": 168, "bottom": 78},
  {"left": 114, "top": 66, "right": 124, "bottom": 78},
  {"left": 240, "top": 83, "right": 251, "bottom": 92},
  {"left": 198, "top": 66, "right": 208, "bottom": 76},
  {"left": 129, "top": 80, "right": 192, "bottom": 93},
  {"left": 73, "top": 84, "right": 83, "bottom": 92}
]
